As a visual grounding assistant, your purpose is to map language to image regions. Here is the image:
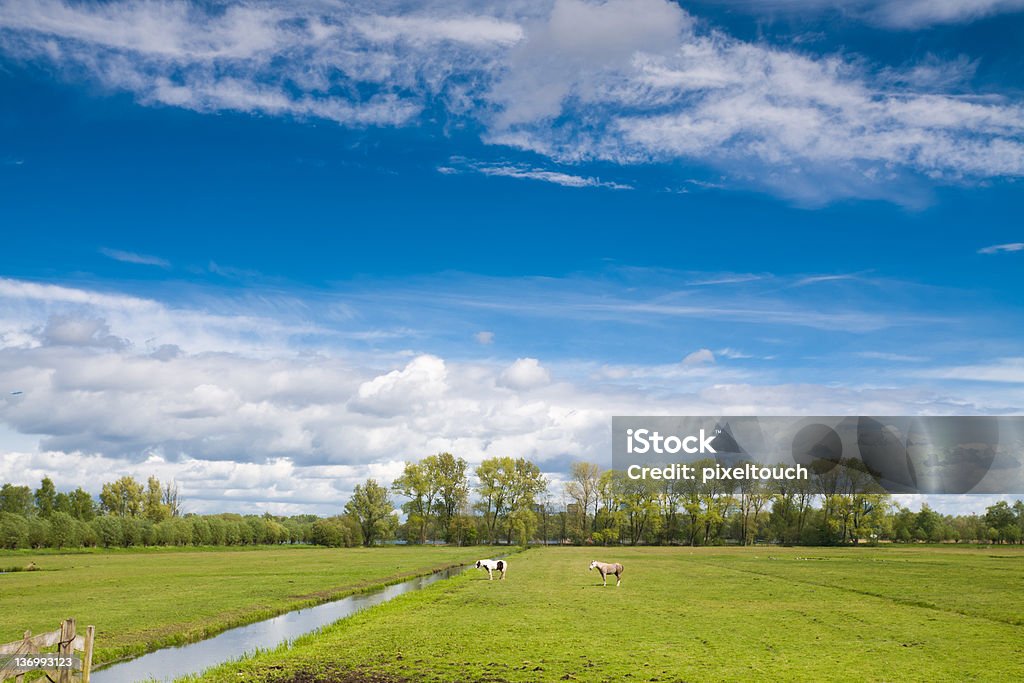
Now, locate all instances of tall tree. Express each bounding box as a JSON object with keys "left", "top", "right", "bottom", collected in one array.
[
  {"left": 392, "top": 462, "right": 436, "bottom": 544},
  {"left": 345, "top": 479, "right": 398, "bottom": 546},
  {"left": 621, "top": 475, "right": 660, "bottom": 545},
  {"left": 144, "top": 476, "right": 170, "bottom": 523},
  {"left": 34, "top": 477, "right": 57, "bottom": 517},
  {"left": 162, "top": 481, "right": 182, "bottom": 517},
  {"left": 68, "top": 488, "right": 96, "bottom": 520},
  {"left": 100, "top": 476, "right": 144, "bottom": 517},
  {"left": 565, "top": 462, "right": 600, "bottom": 539},
  {"left": 986, "top": 501, "right": 1017, "bottom": 543},
  {"left": 475, "top": 457, "right": 546, "bottom": 544},
  {"left": 736, "top": 466, "right": 772, "bottom": 546},
  {"left": 426, "top": 452, "right": 469, "bottom": 542},
  {"left": 475, "top": 457, "right": 510, "bottom": 544}
]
